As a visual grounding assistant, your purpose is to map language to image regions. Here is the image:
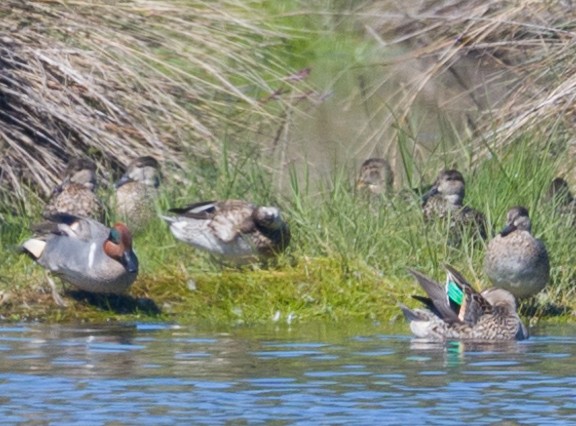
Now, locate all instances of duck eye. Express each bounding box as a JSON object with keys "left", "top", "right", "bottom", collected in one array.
[{"left": 109, "top": 228, "right": 121, "bottom": 243}]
